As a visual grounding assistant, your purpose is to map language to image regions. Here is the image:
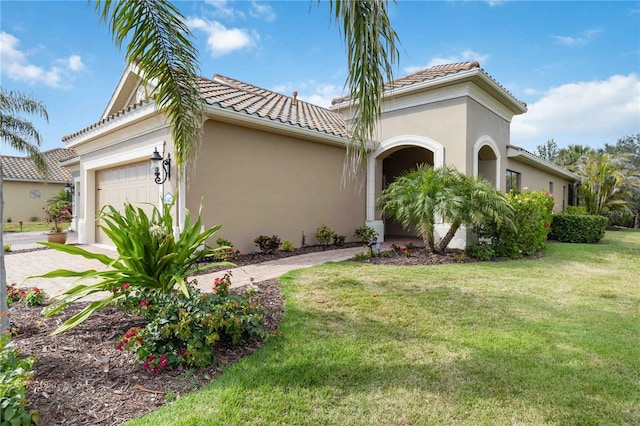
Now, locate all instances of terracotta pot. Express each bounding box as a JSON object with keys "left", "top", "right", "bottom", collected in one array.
[{"left": 46, "top": 232, "right": 68, "bottom": 244}]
